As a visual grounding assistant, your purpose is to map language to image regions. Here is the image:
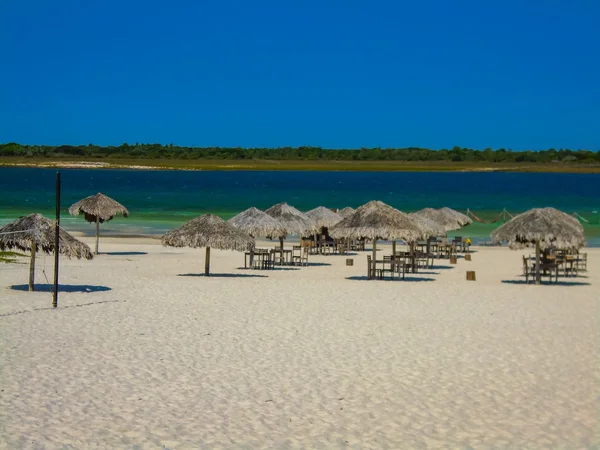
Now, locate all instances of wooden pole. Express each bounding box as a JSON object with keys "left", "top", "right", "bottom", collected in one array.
[
  {"left": 29, "top": 241, "right": 36, "bottom": 291},
  {"left": 53, "top": 171, "right": 60, "bottom": 308},
  {"left": 249, "top": 235, "right": 255, "bottom": 268},
  {"left": 392, "top": 240, "right": 396, "bottom": 256},
  {"left": 535, "top": 241, "right": 541, "bottom": 285},
  {"left": 371, "top": 239, "right": 377, "bottom": 279},
  {"left": 95, "top": 216, "right": 100, "bottom": 255},
  {"left": 205, "top": 246, "right": 211, "bottom": 276}
]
